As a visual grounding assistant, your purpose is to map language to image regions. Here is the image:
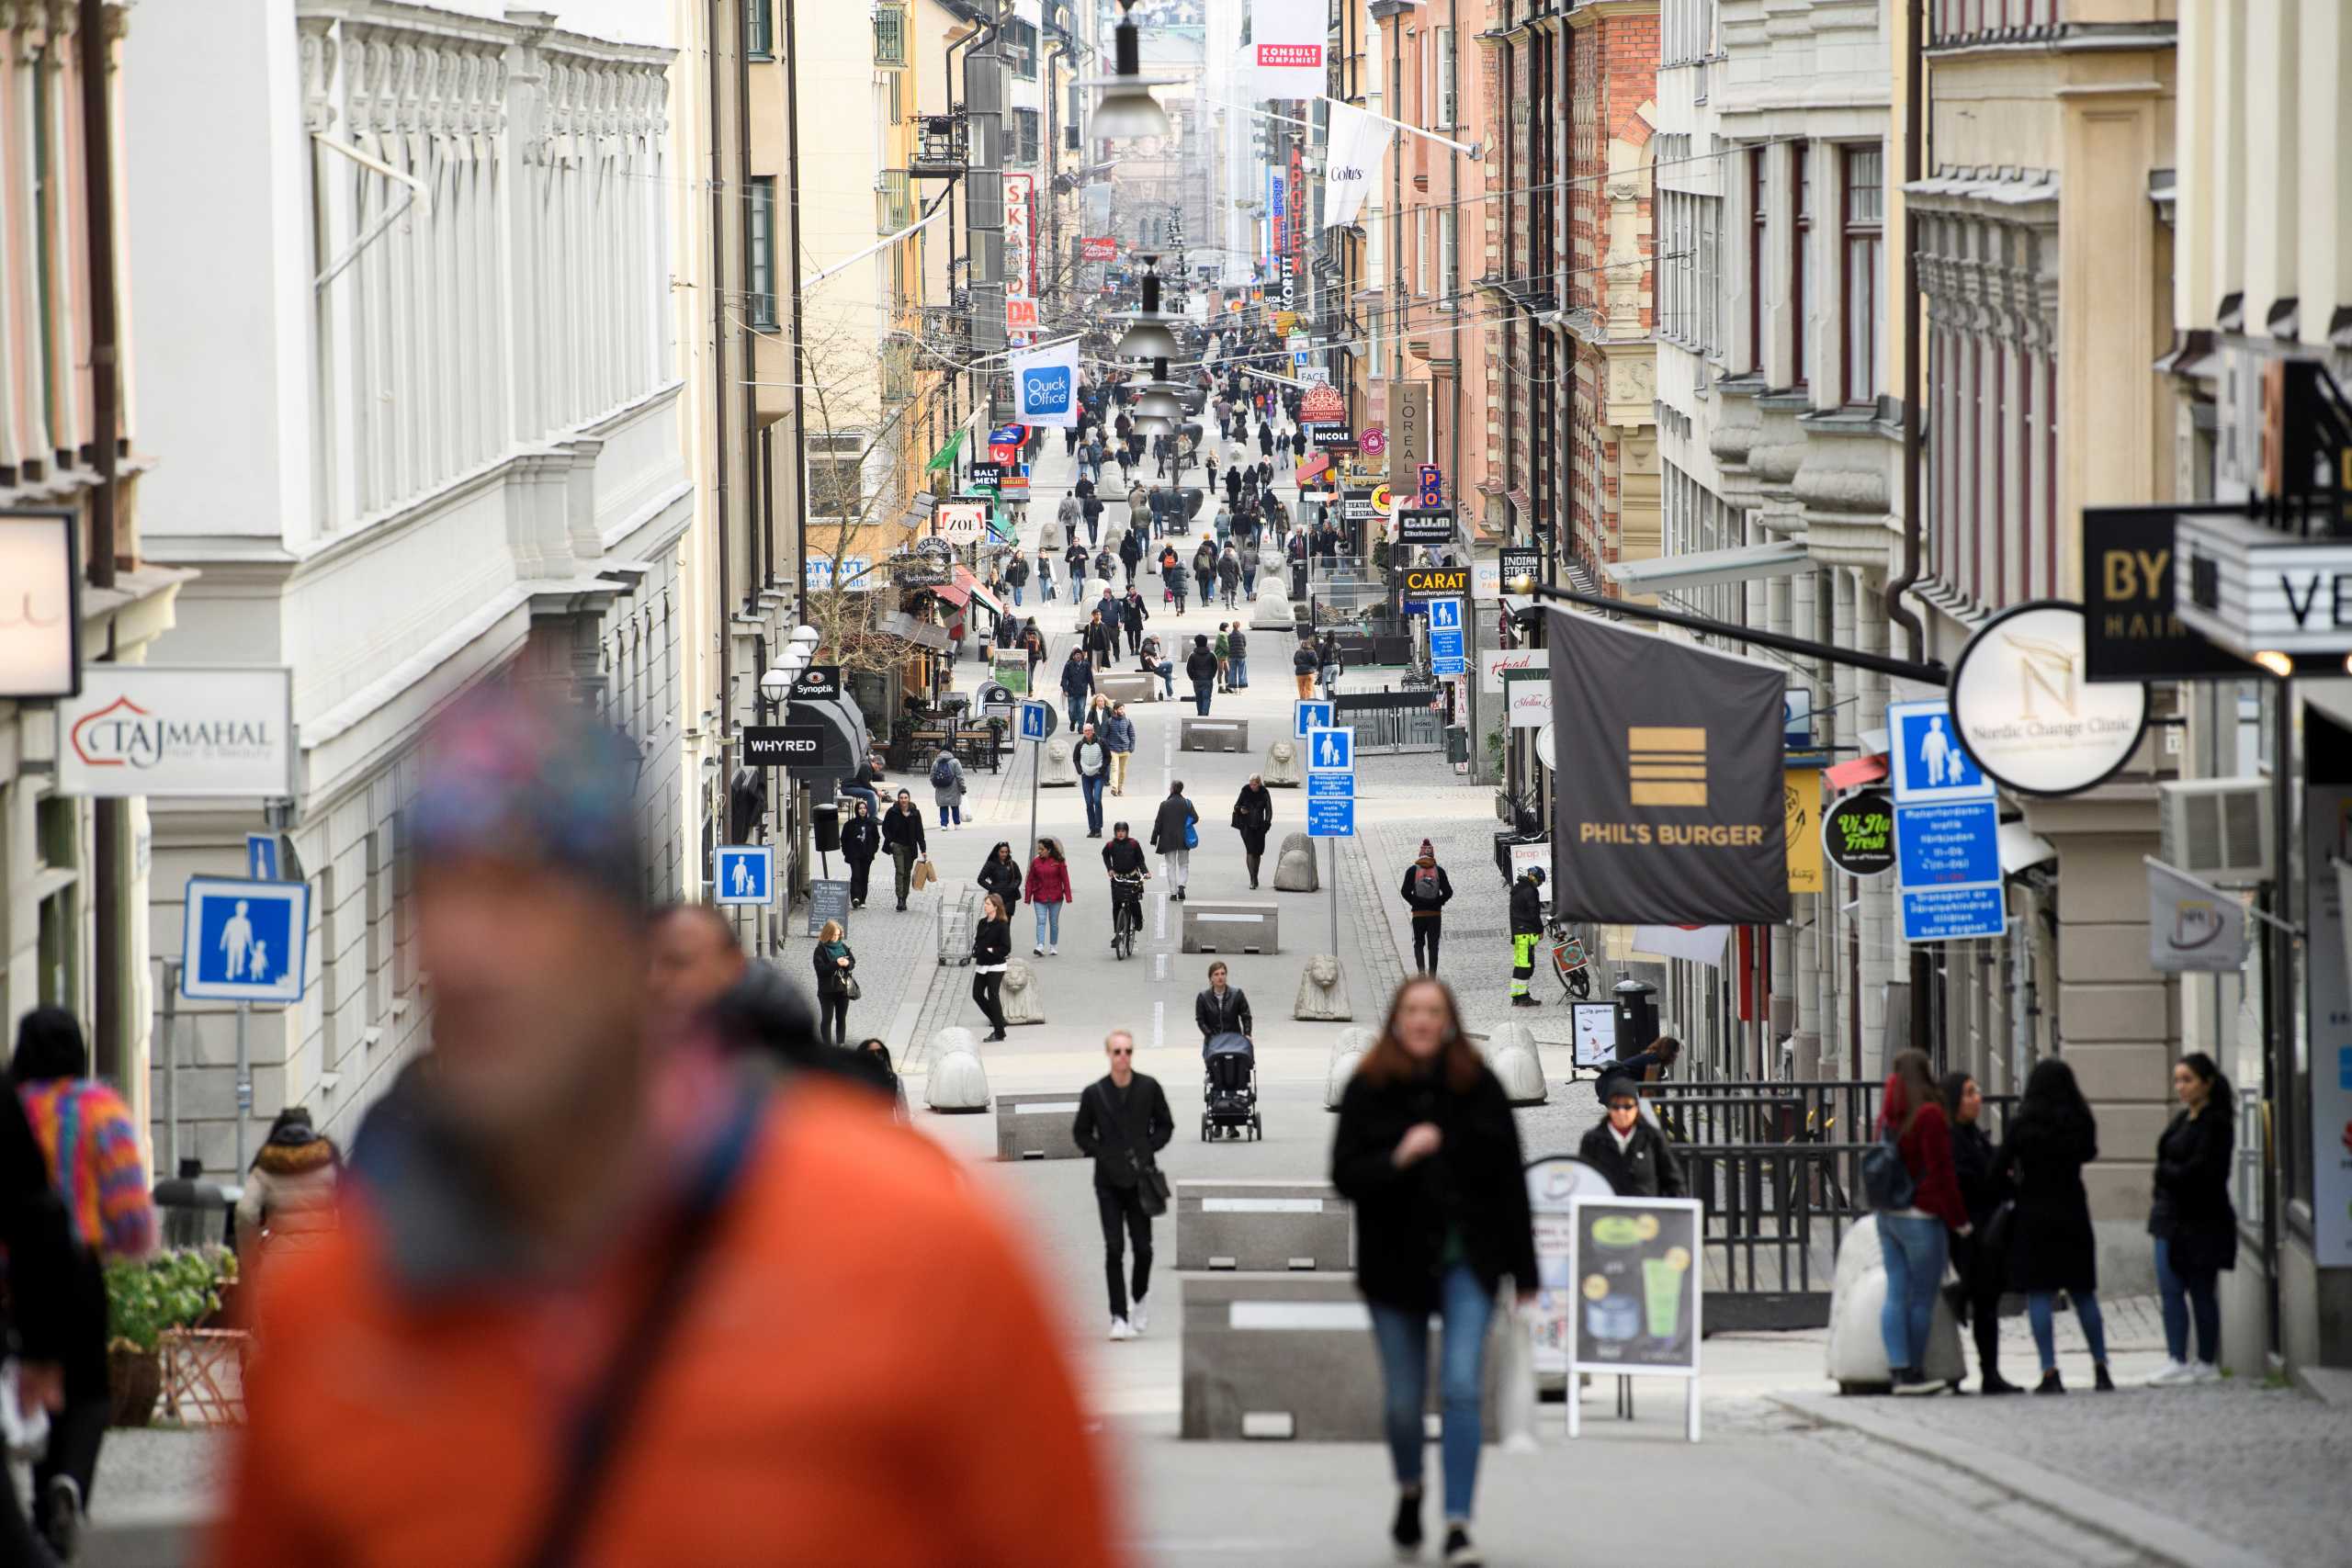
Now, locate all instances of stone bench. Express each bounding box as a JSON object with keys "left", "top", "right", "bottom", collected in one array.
[
  {"left": 1181, "top": 1274, "right": 1509, "bottom": 1441},
  {"left": 1097, "top": 669, "right": 1159, "bottom": 703},
  {"left": 993, "top": 1091, "right": 1086, "bottom": 1160},
  {"left": 1180, "top": 716, "right": 1251, "bottom": 753},
  {"left": 1176, "top": 1180, "right": 1352, "bottom": 1272},
  {"left": 1182, "top": 900, "right": 1279, "bottom": 954}
]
